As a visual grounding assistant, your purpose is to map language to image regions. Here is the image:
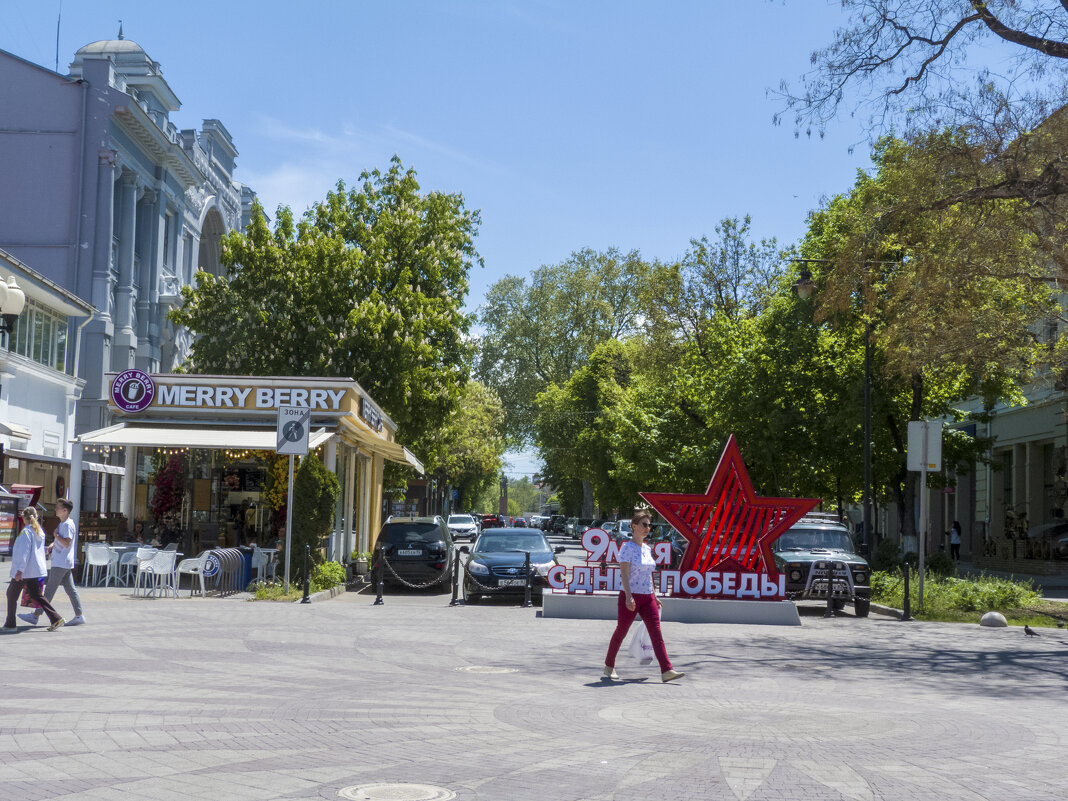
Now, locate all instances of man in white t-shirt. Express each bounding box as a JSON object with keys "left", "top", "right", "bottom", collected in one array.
[{"left": 20, "top": 498, "right": 85, "bottom": 626}]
